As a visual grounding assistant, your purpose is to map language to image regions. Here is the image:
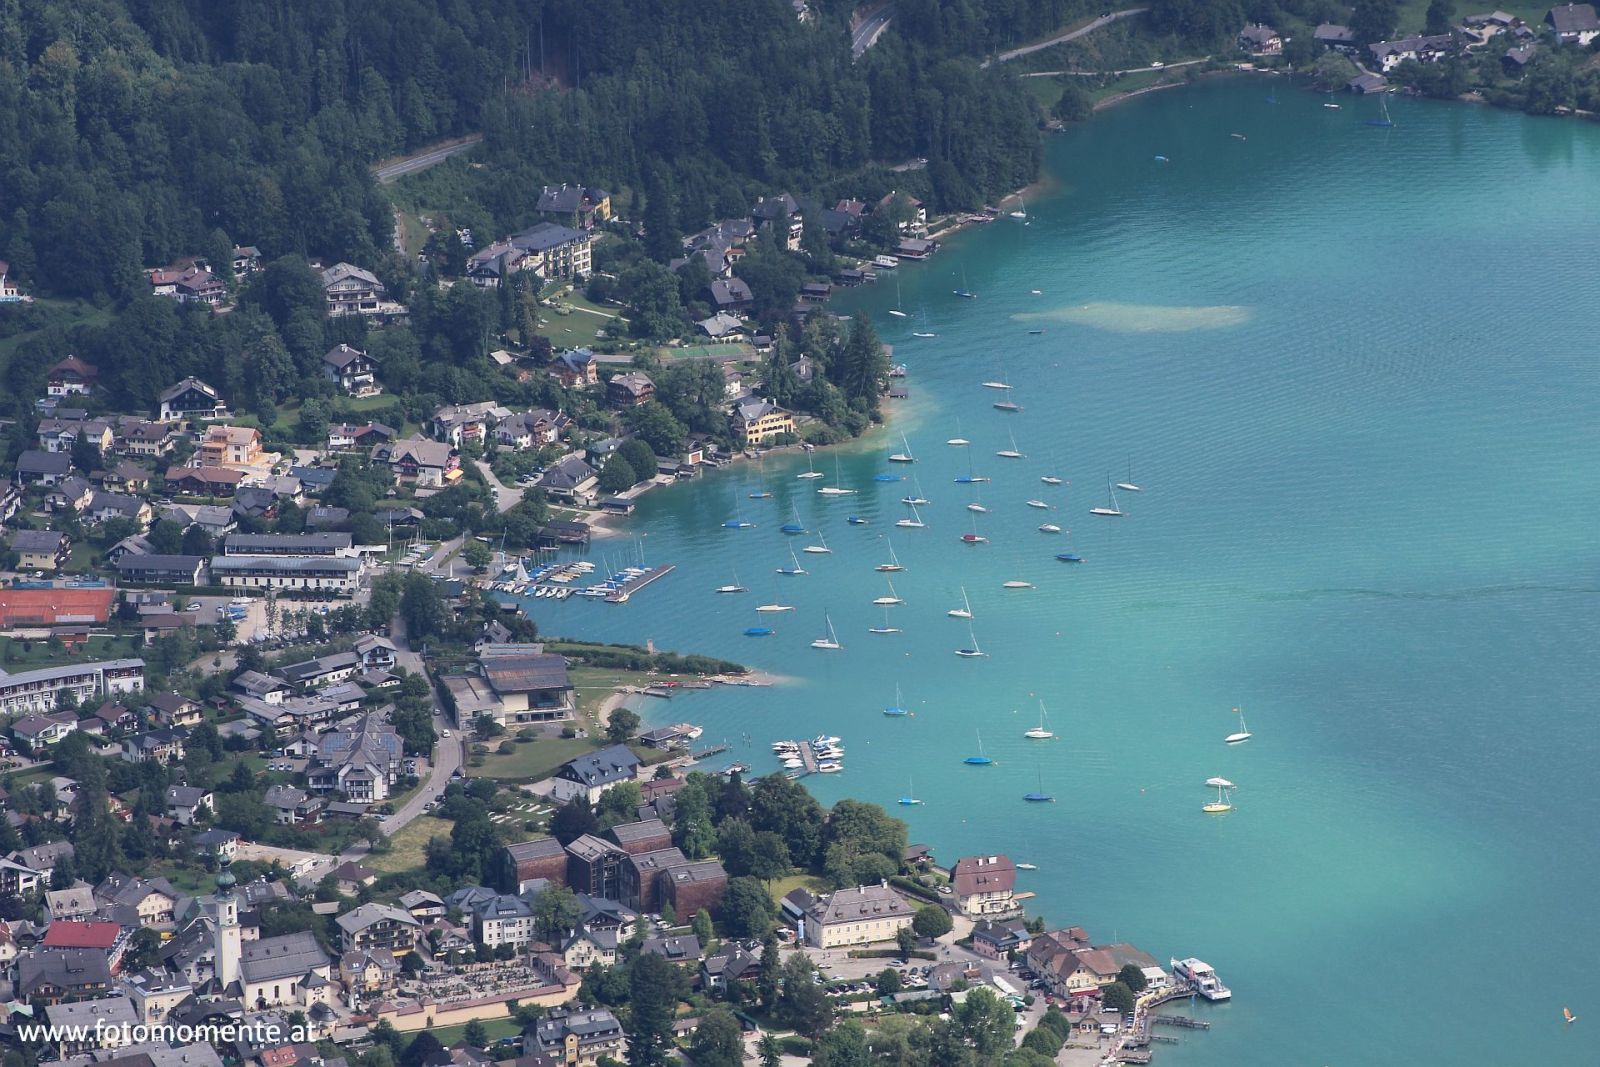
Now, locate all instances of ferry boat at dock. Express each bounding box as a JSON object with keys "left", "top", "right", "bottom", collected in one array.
[{"left": 1170, "top": 958, "right": 1231, "bottom": 1001}]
